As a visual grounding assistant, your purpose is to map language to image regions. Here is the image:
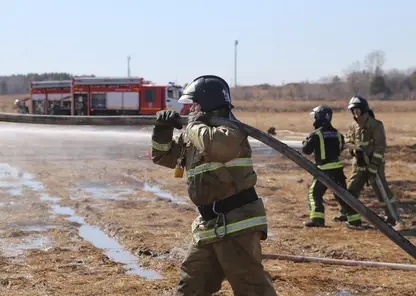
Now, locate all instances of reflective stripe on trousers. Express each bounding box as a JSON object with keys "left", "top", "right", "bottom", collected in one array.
[
  {"left": 355, "top": 141, "right": 369, "bottom": 147},
  {"left": 347, "top": 213, "right": 361, "bottom": 222},
  {"left": 318, "top": 162, "right": 343, "bottom": 170},
  {"left": 192, "top": 216, "right": 267, "bottom": 243},
  {"left": 308, "top": 179, "right": 324, "bottom": 219},
  {"left": 187, "top": 158, "right": 253, "bottom": 178}
]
